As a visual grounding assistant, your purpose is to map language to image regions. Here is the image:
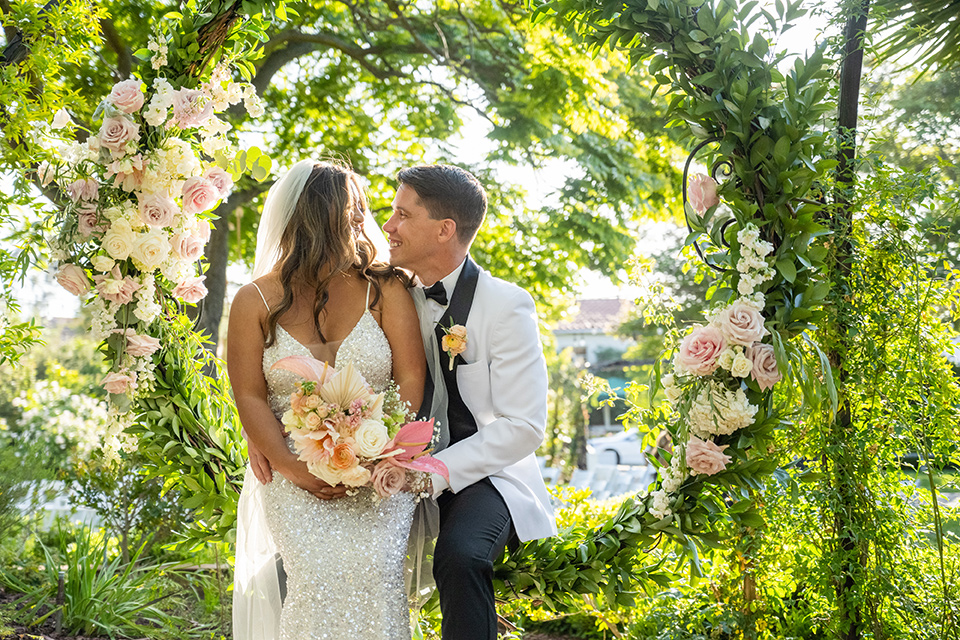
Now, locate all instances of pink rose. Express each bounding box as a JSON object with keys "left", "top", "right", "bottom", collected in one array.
[
  {"left": 98, "top": 116, "right": 140, "bottom": 157},
  {"left": 203, "top": 166, "right": 234, "bottom": 195},
  {"left": 371, "top": 459, "right": 407, "bottom": 498},
  {"left": 181, "top": 176, "right": 220, "bottom": 214},
  {"left": 688, "top": 173, "right": 720, "bottom": 215},
  {"left": 66, "top": 178, "right": 98, "bottom": 202},
  {"left": 172, "top": 275, "right": 208, "bottom": 303},
  {"left": 102, "top": 371, "right": 136, "bottom": 395},
  {"left": 675, "top": 325, "right": 725, "bottom": 376},
  {"left": 686, "top": 436, "right": 732, "bottom": 476},
  {"left": 94, "top": 266, "right": 141, "bottom": 305},
  {"left": 77, "top": 204, "right": 103, "bottom": 238},
  {"left": 138, "top": 192, "right": 179, "bottom": 228},
  {"left": 126, "top": 331, "right": 161, "bottom": 357},
  {"left": 55, "top": 264, "right": 90, "bottom": 296},
  {"left": 194, "top": 220, "right": 212, "bottom": 242},
  {"left": 747, "top": 342, "right": 781, "bottom": 391},
  {"left": 171, "top": 233, "right": 205, "bottom": 261},
  {"left": 714, "top": 301, "right": 768, "bottom": 347},
  {"left": 170, "top": 88, "right": 213, "bottom": 128},
  {"left": 108, "top": 79, "right": 145, "bottom": 114}
]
